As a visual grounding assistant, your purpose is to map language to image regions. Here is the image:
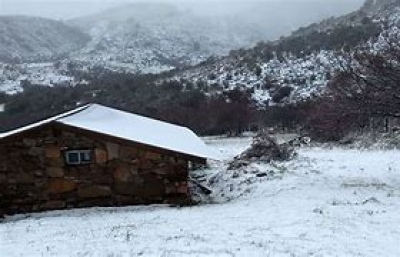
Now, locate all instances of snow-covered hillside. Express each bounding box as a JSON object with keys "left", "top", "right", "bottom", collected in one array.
[
  {"left": 67, "top": 3, "right": 281, "bottom": 74},
  {"left": 164, "top": 0, "right": 400, "bottom": 105},
  {"left": 168, "top": 50, "right": 341, "bottom": 105},
  {"left": 0, "top": 62, "right": 88, "bottom": 94},
  {"left": 0, "top": 16, "right": 89, "bottom": 63},
  {"left": 0, "top": 16, "right": 91, "bottom": 94},
  {"left": 1, "top": 137, "right": 400, "bottom": 256},
  {"left": 0, "top": 1, "right": 366, "bottom": 94}
]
